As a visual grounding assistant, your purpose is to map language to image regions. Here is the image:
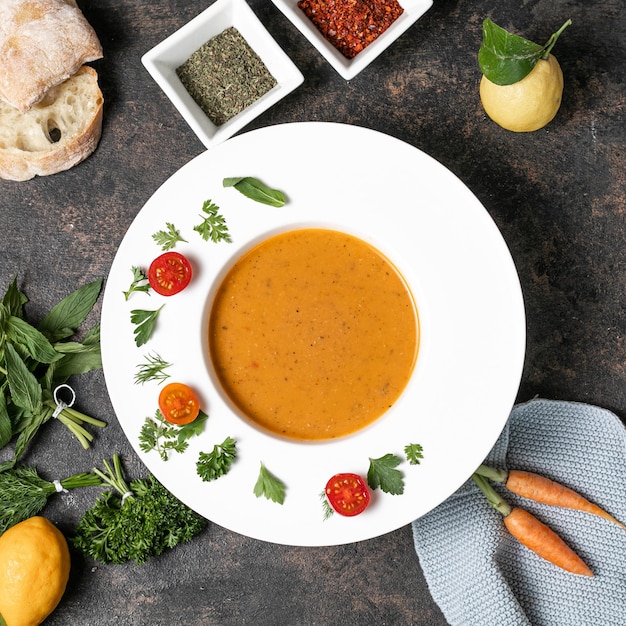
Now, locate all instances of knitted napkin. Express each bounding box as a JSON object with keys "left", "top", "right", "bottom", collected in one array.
[{"left": 412, "top": 398, "right": 626, "bottom": 626}]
